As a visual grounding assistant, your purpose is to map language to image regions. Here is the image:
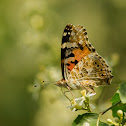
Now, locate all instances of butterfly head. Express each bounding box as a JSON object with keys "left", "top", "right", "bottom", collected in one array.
[{"left": 55, "top": 79, "right": 68, "bottom": 88}]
